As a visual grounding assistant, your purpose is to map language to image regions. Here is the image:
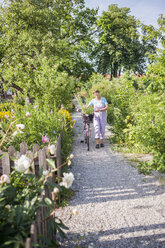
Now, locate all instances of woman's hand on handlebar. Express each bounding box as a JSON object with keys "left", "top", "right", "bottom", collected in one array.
[
  {"left": 77, "top": 108, "right": 81, "bottom": 112},
  {"left": 94, "top": 108, "right": 100, "bottom": 112}
]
